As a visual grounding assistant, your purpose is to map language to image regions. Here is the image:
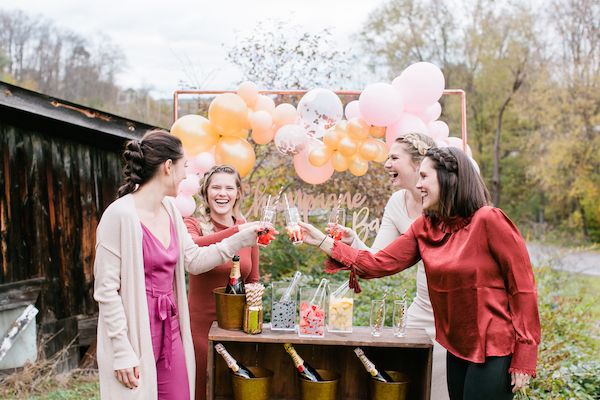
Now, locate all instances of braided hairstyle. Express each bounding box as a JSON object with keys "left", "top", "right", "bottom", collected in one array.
[
  {"left": 194, "top": 165, "right": 243, "bottom": 234},
  {"left": 424, "top": 146, "right": 491, "bottom": 220},
  {"left": 395, "top": 132, "right": 436, "bottom": 164},
  {"left": 117, "top": 130, "right": 184, "bottom": 198}
]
